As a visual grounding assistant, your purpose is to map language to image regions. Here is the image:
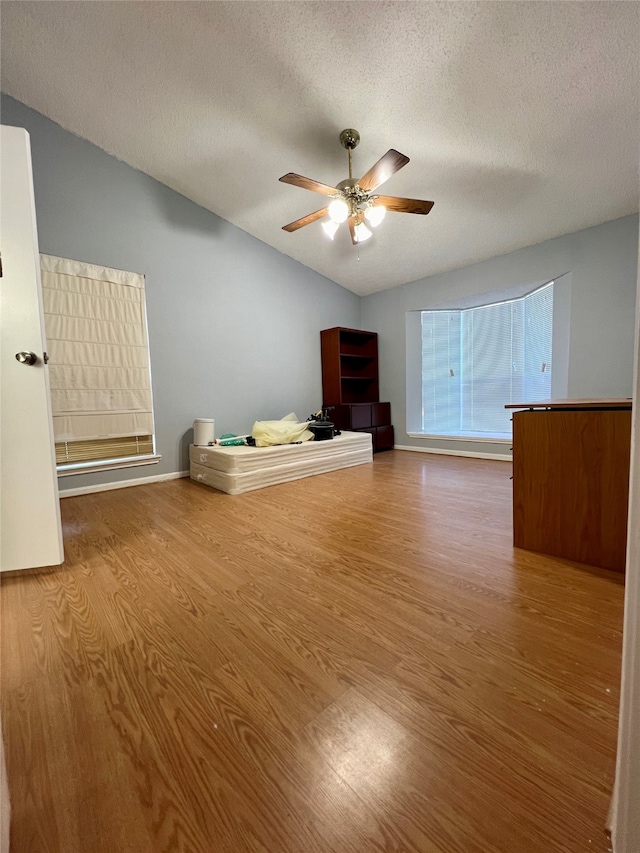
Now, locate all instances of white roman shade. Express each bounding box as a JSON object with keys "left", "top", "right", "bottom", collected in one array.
[{"left": 40, "top": 254, "right": 154, "bottom": 443}]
